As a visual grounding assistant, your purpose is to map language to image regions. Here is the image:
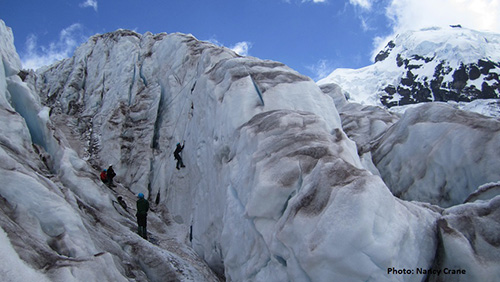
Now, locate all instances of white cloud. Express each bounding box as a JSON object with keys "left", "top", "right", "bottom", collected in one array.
[
  {"left": 346, "top": 0, "right": 378, "bottom": 31},
  {"left": 360, "top": 16, "right": 375, "bottom": 32},
  {"left": 230, "top": 41, "right": 252, "bottom": 56},
  {"left": 386, "top": 0, "right": 500, "bottom": 33},
  {"left": 79, "top": 0, "right": 98, "bottom": 12},
  {"left": 349, "top": 0, "right": 374, "bottom": 10},
  {"left": 21, "top": 24, "right": 88, "bottom": 70},
  {"left": 307, "top": 59, "right": 336, "bottom": 81},
  {"left": 205, "top": 37, "right": 252, "bottom": 56},
  {"left": 287, "top": 0, "right": 327, "bottom": 3},
  {"left": 206, "top": 37, "right": 223, "bottom": 47}
]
